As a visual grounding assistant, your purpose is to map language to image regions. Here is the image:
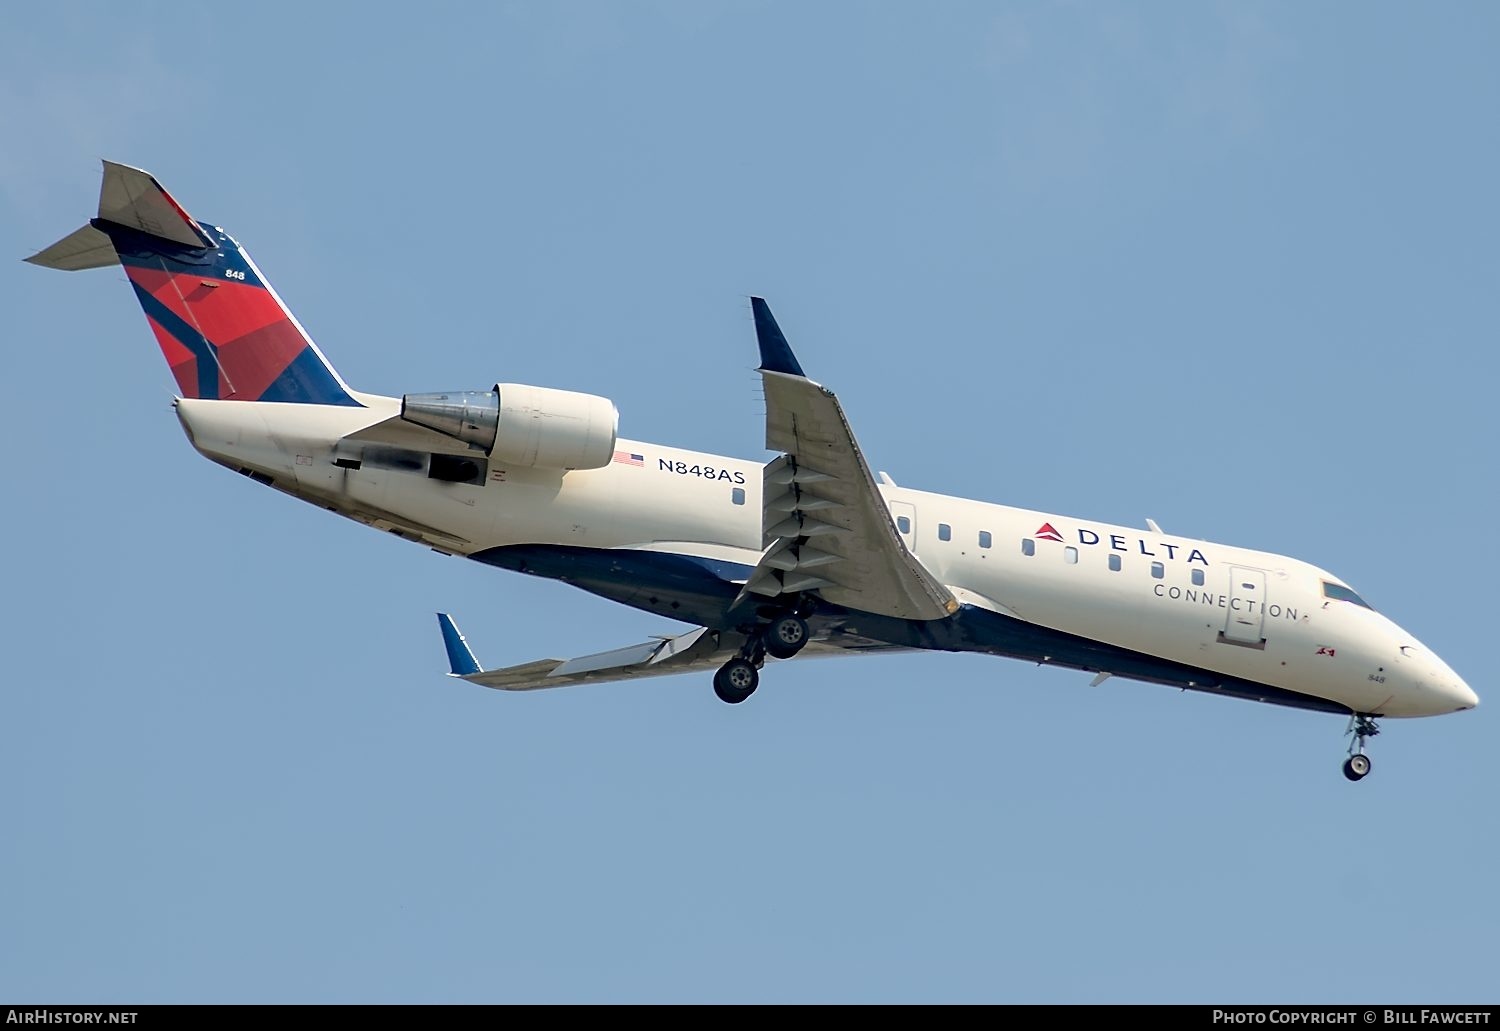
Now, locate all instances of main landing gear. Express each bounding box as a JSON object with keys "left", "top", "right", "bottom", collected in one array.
[
  {"left": 764, "top": 613, "right": 810, "bottom": 659},
  {"left": 1342, "top": 714, "right": 1380, "bottom": 782},
  {"left": 712, "top": 612, "right": 811, "bottom": 704},
  {"left": 713, "top": 657, "right": 760, "bottom": 704}
]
